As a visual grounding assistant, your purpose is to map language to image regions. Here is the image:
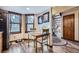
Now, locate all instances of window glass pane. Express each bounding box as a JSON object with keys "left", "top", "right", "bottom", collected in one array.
[
  {"left": 27, "top": 16, "right": 34, "bottom": 23},
  {"left": 38, "top": 16, "right": 42, "bottom": 24},
  {"left": 10, "top": 24, "right": 20, "bottom": 32},
  {"left": 27, "top": 24, "right": 33, "bottom": 31},
  {"left": 11, "top": 14, "right": 20, "bottom": 23},
  {"left": 43, "top": 13, "right": 49, "bottom": 22}
]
